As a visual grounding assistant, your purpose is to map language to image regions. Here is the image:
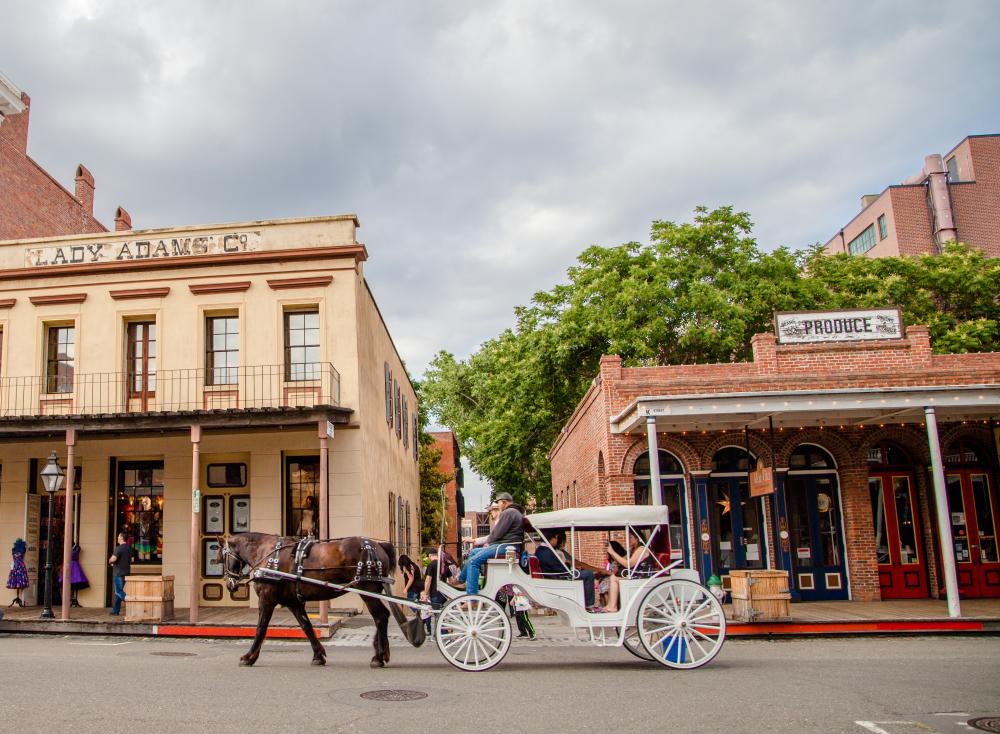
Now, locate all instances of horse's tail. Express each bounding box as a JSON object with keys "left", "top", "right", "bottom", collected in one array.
[{"left": 379, "top": 541, "right": 397, "bottom": 574}]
